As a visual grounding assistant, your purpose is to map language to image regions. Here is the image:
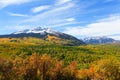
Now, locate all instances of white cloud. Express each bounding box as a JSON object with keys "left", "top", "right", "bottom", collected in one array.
[
  {"left": 8, "top": 12, "right": 29, "bottom": 17},
  {"left": 66, "top": 18, "right": 75, "bottom": 22},
  {"left": 22, "top": 3, "right": 75, "bottom": 25},
  {"left": 31, "top": 5, "right": 50, "bottom": 13},
  {"left": 56, "top": 0, "right": 71, "bottom": 5},
  {"left": 0, "top": 0, "right": 34, "bottom": 9},
  {"left": 64, "top": 15, "right": 120, "bottom": 40},
  {"left": 109, "top": 35, "right": 120, "bottom": 40},
  {"left": 46, "top": 22, "right": 81, "bottom": 28}
]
